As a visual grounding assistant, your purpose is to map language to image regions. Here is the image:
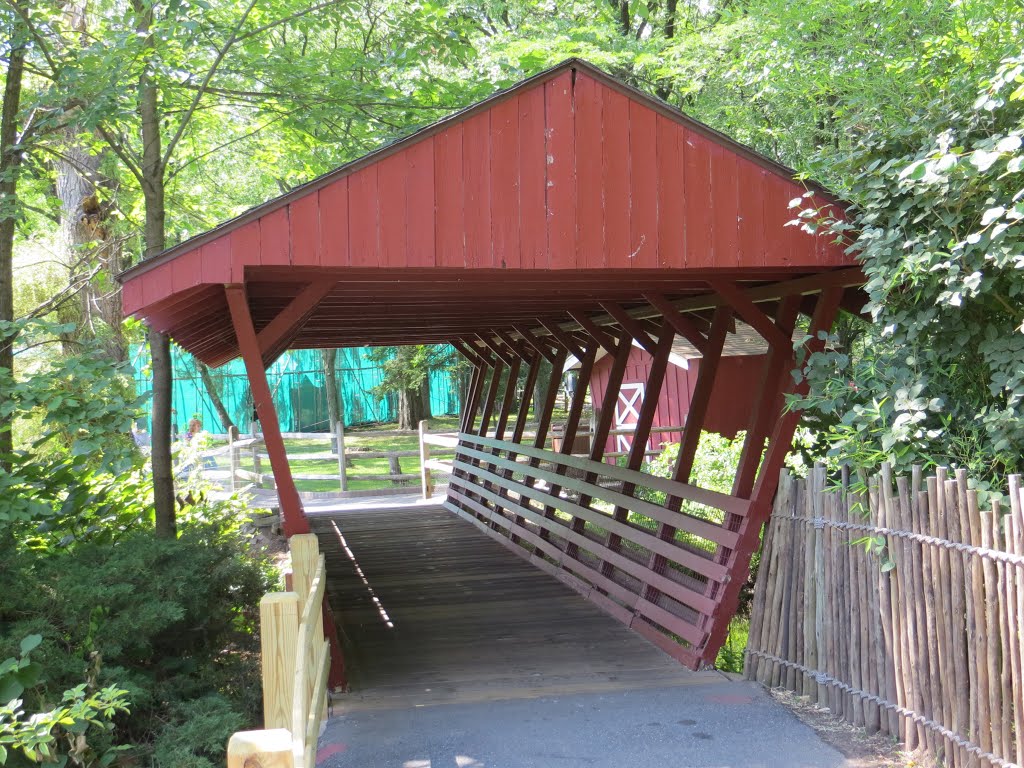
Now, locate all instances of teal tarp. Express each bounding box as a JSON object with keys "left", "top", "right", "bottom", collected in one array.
[{"left": 131, "top": 346, "right": 460, "bottom": 433}]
